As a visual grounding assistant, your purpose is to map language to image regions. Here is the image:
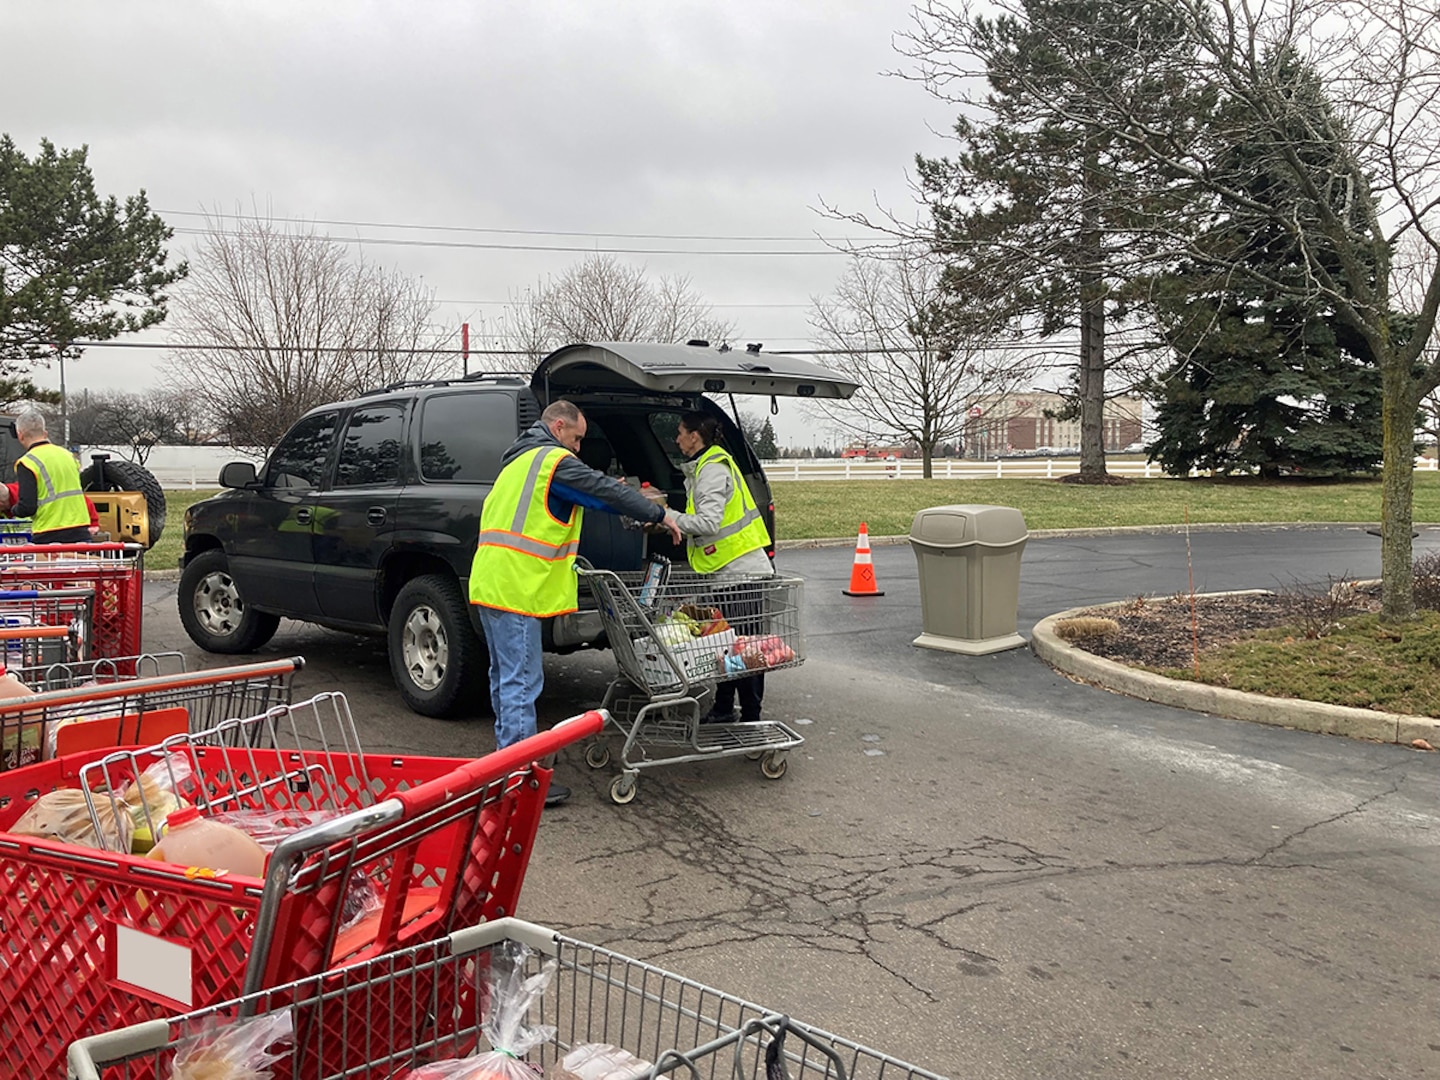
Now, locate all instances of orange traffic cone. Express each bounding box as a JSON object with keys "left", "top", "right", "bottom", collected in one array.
[{"left": 842, "top": 522, "right": 885, "bottom": 597}]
